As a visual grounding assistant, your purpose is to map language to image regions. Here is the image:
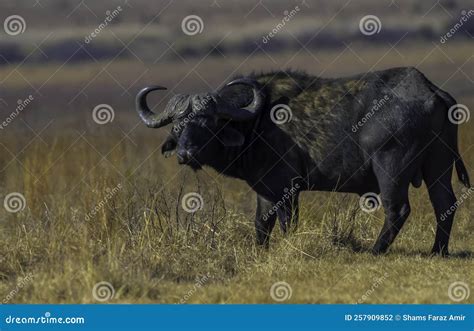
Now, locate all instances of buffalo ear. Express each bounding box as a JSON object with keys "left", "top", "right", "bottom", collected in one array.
[
  {"left": 161, "top": 135, "right": 177, "bottom": 157},
  {"left": 217, "top": 127, "right": 245, "bottom": 147}
]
